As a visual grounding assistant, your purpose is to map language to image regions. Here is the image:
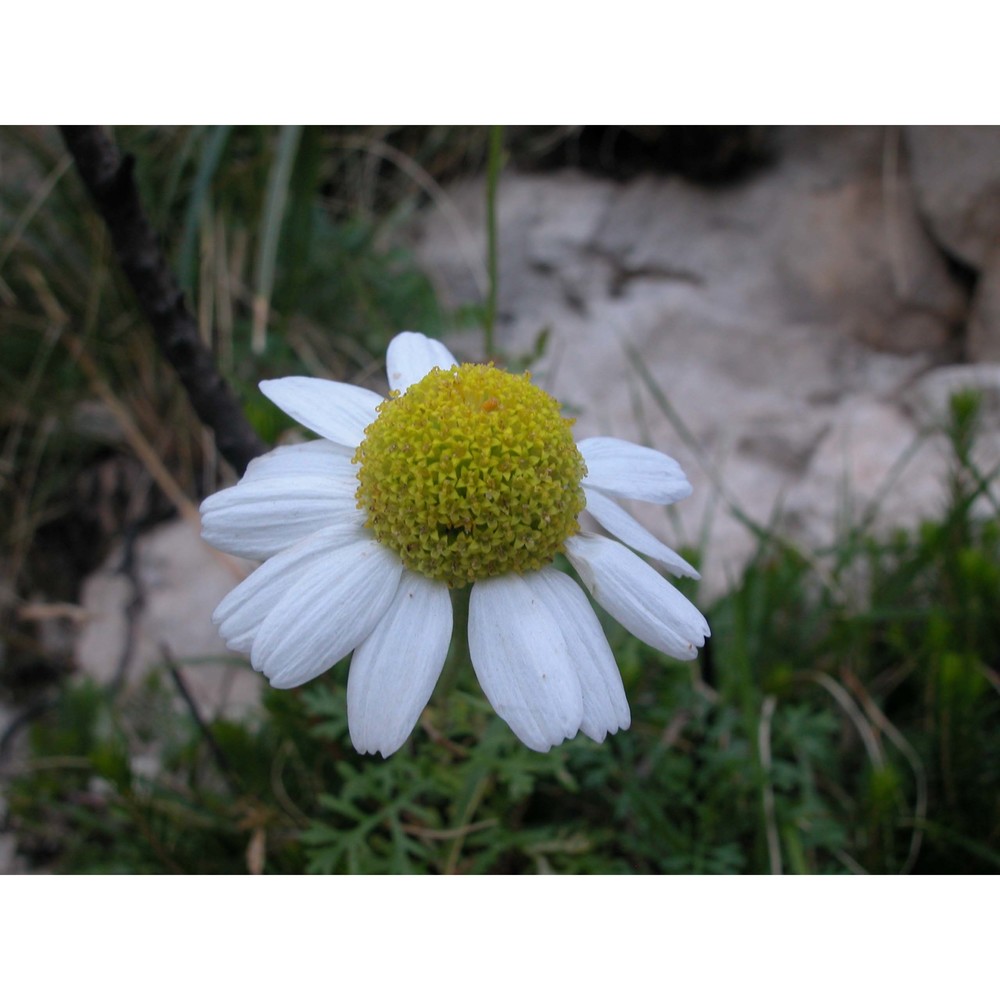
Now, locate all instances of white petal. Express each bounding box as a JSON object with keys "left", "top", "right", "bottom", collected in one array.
[
  {"left": 251, "top": 539, "right": 403, "bottom": 689},
  {"left": 579, "top": 437, "right": 692, "bottom": 504},
  {"left": 240, "top": 440, "right": 357, "bottom": 483},
  {"left": 200, "top": 474, "right": 364, "bottom": 560},
  {"left": 212, "top": 521, "right": 367, "bottom": 653},
  {"left": 527, "top": 569, "right": 630, "bottom": 743},
  {"left": 348, "top": 572, "right": 453, "bottom": 757},
  {"left": 566, "top": 534, "right": 710, "bottom": 661},
  {"left": 584, "top": 487, "right": 699, "bottom": 579},
  {"left": 386, "top": 331, "right": 458, "bottom": 393},
  {"left": 468, "top": 574, "right": 583, "bottom": 752},
  {"left": 259, "top": 376, "right": 383, "bottom": 448}
]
